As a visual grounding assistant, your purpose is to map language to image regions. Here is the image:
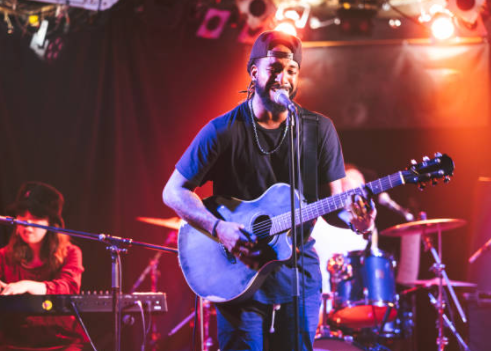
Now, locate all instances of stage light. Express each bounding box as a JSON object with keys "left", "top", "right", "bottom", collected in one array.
[
  {"left": 275, "top": 1, "right": 311, "bottom": 29},
  {"left": 236, "top": 0, "right": 276, "bottom": 30},
  {"left": 196, "top": 8, "right": 231, "bottom": 39},
  {"left": 302, "top": 0, "right": 324, "bottom": 5},
  {"left": 30, "top": 19, "right": 50, "bottom": 60},
  {"left": 31, "top": 19, "right": 48, "bottom": 48},
  {"left": 388, "top": 18, "right": 401, "bottom": 28},
  {"left": 430, "top": 13, "right": 455, "bottom": 40},
  {"left": 45, "top": 36, "right": 65, "bottom": 63},
  {"left": 28, "top": 15, "right": 40, "bottom": 27},
  {"left": 416, "top": 4, "right": 442, "bottom": 24},
  {"left": 447, "top": 0, "right": 484, "bottom": 24},
  {"left": 309, "top": 17, "right": 338, "bottom": 30},
  {"left": 274, "top": 20, "right": 297, "bottom": 36},
  {"left": 419, "top": 12, "right": 432, "bottom": 23}
]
